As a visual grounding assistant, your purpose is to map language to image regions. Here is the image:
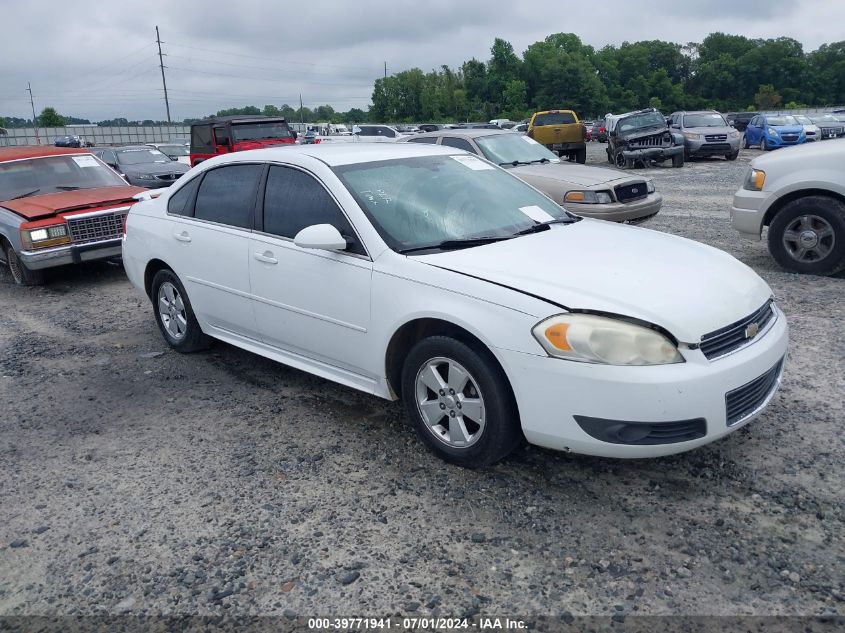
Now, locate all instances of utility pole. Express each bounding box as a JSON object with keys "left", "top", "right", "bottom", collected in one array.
[
  {"left": 384, "top": 61, "right": 387, "bottom": 79},
  {"left": 299, "top": 94, "right": 304, "bottom": 126},
  {"left": 26, "top": 82, "right": 41, "bottom": 144},
  {"left": 156, "top": 26, "right": 172, "bottom": 124}
]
